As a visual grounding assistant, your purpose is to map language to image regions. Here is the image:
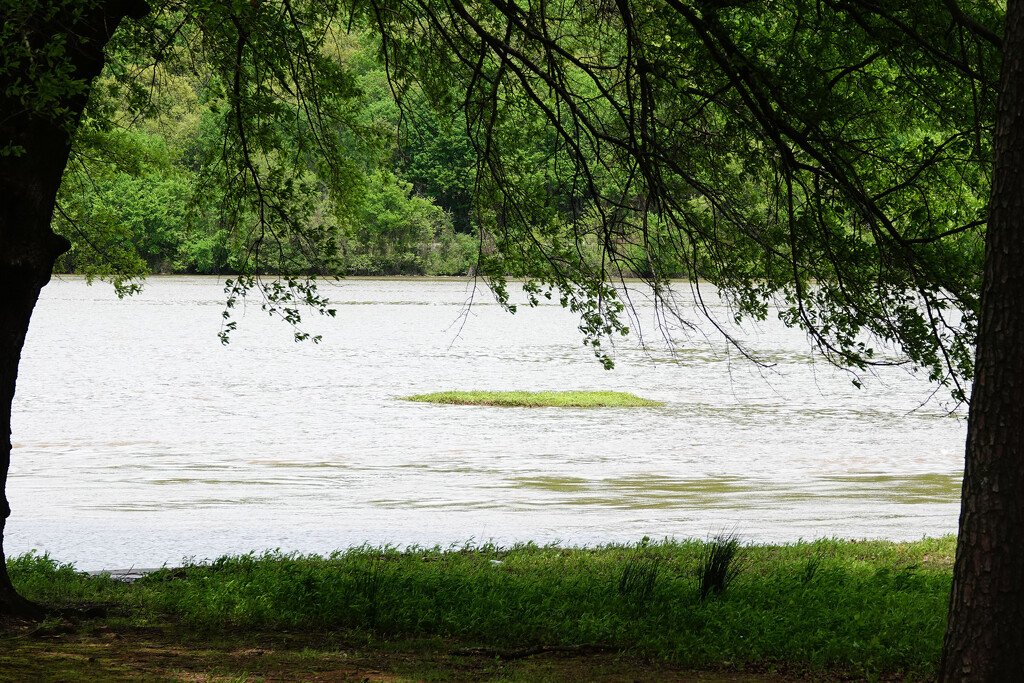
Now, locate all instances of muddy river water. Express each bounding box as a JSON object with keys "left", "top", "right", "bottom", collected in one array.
[{"left": 7, "top": 276, "right": 965, "bottom": 570}]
